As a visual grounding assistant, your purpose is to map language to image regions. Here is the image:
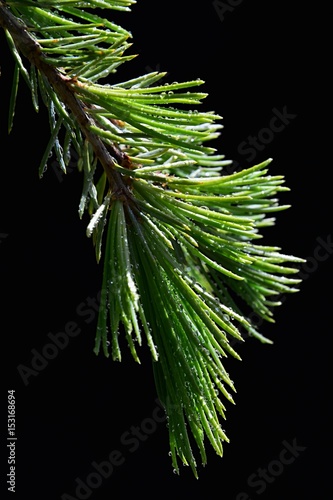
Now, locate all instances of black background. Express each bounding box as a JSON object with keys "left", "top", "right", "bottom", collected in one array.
[{"left": 1, "top": 1, "right": 331, "bottom": 499}]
